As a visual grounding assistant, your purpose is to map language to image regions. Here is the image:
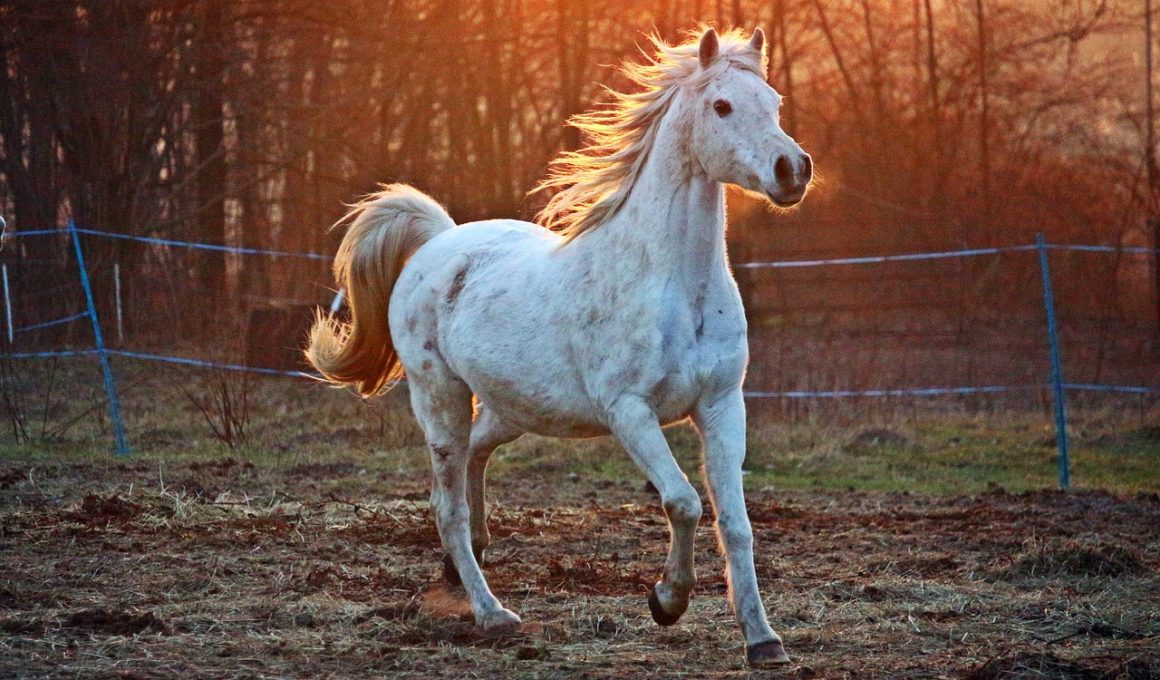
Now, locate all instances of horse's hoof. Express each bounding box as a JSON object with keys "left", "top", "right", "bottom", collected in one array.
[
  {"left": 647, "top": 588, "right": 684, "bottom": 626},
  {"left": 442, "top": 553, "right": 462, "bottom": 586},
  {"left": 746, "top": 639, "right": 791, "bottom": 667},
  {"left": 478, "top": 608, "right": 521, "bottom": 637}
]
